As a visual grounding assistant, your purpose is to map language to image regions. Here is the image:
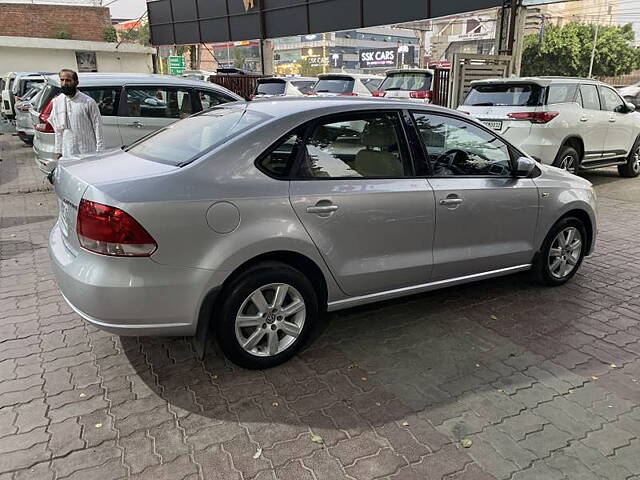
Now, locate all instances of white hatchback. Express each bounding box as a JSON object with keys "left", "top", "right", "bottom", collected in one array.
[{"left": 458, "top": 77, "right": 640, "bottom": 177}]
